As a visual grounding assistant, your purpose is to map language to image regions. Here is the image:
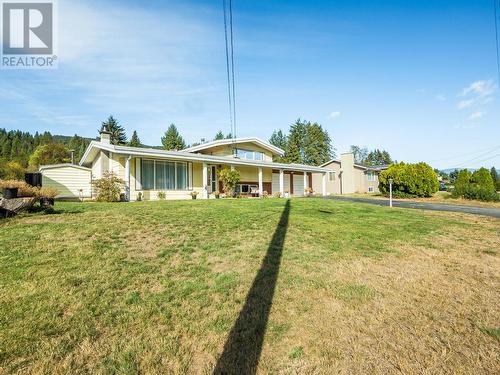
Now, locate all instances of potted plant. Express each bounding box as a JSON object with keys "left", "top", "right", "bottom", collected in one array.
[
  {"left": 214, "top": 191, "right": 220, "bottom": 199},
  {"left": 190, "top": 191, "right": 199, "bottom": 200},
  {"left": 157, "top": 191, "right": 166, "bottom": 200},
  {"left": 304, "top": 187, "right": 313, "bottom": 197},
  {"left": 37, "top": 187, "right": 58, "bottom": 208},
  {"left": 262, "top": 190, "right": 269, "bottom": 198},
  {"left": 284, "top": 190, "right": 290, "bottom": 198},
  {"left": 0, "top": 180, "right": 36, "bottom": 199}
]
